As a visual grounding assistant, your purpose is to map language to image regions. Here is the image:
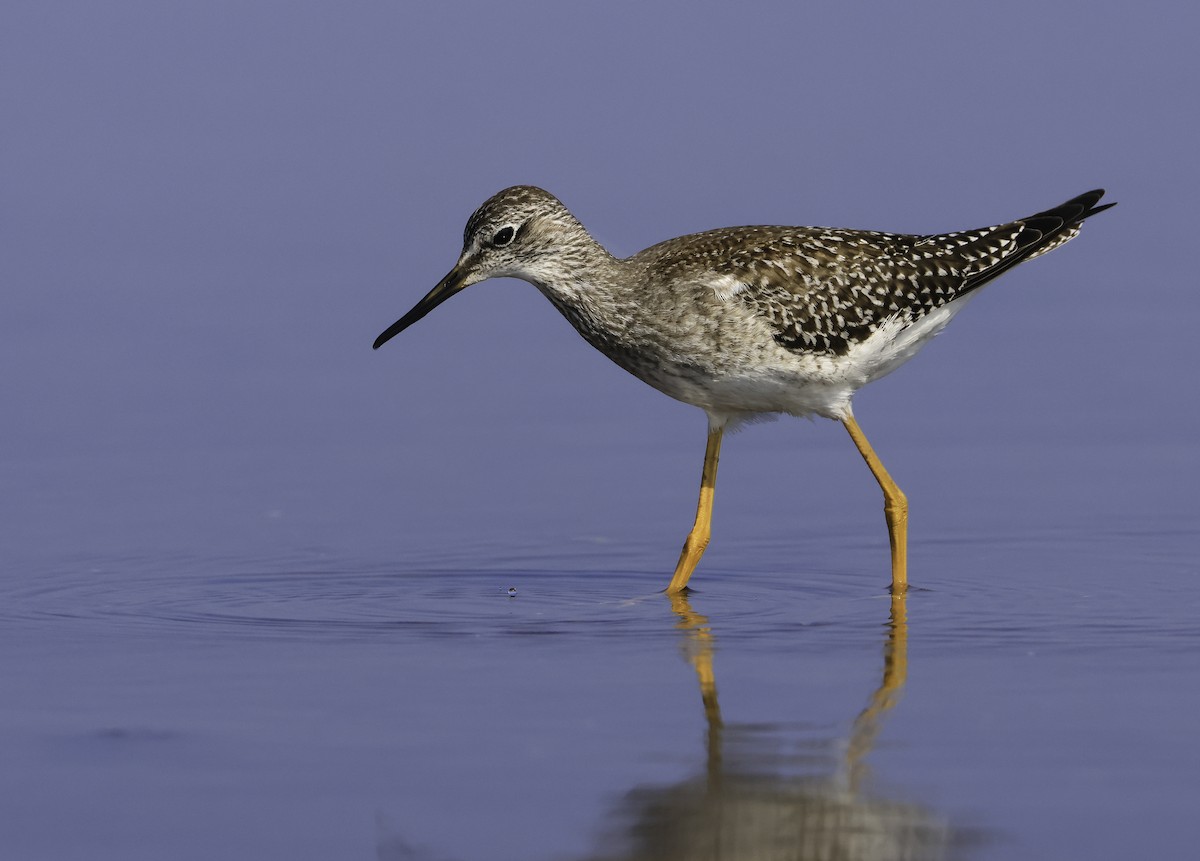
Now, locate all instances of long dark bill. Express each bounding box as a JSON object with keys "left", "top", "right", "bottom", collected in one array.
[{"left": 372, "top": 262, "right": 469, "bottom": 350}]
